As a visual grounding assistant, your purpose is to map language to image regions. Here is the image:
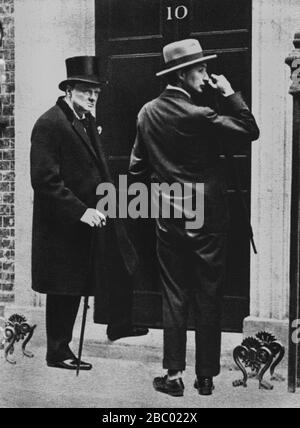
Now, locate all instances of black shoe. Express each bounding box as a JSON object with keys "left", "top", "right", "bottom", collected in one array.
[
  {"left": 47, "top": 358, "right": 92, "bottom": 371},
  {"left": 107, "top": 326, "right": 149, "bottom": 341},
  {"left": 194, "top": 377, "right": 214, "bottom": 396},
  {"left": 153, "top": 375, "right": 184, "bottom": 397}
]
